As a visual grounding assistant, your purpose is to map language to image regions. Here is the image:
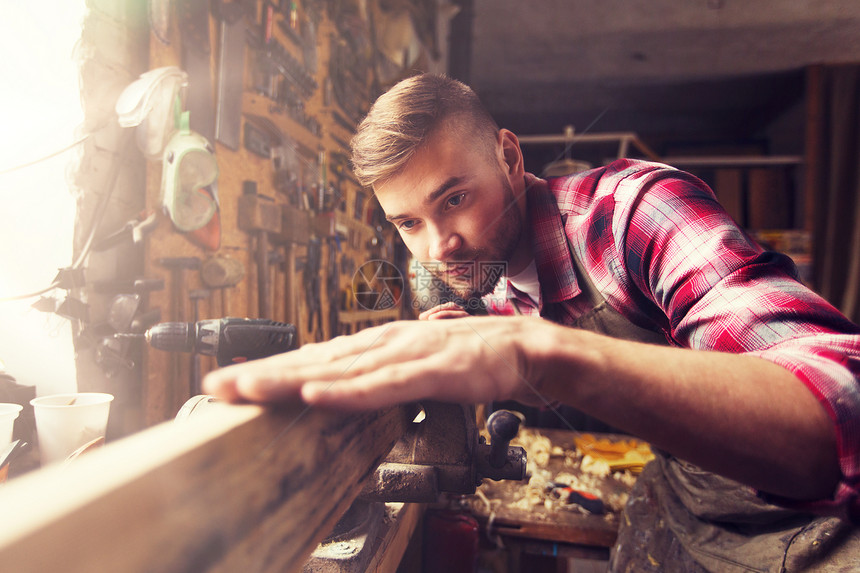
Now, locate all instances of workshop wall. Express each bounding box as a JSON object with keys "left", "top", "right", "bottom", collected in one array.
[{"left": 136, "top": 0, "right": 450, "bottom": 426}]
